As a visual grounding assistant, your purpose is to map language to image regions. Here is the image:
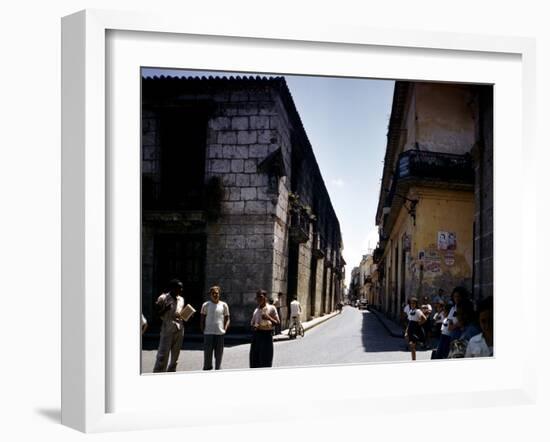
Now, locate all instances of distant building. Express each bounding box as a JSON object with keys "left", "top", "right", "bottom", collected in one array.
[
  {"left": 349, "top": 254, "right": 377, "bottom": 305},
  {"left": 141, "top": 75, "right": 345, "bottom": 331},
  {"left": 374, "top": 81, "right": 493, "bottom": 319}
]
